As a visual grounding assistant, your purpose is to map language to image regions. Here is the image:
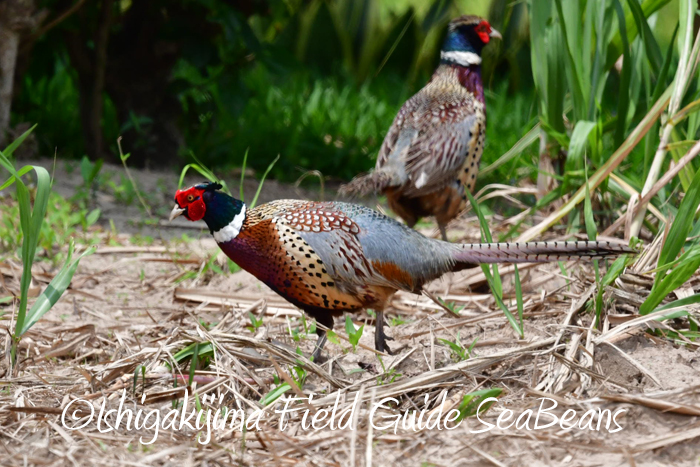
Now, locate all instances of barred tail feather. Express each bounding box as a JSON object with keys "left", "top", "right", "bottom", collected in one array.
[
  {"left": 340, "top": 171, "right": 395, "bottom": 197},
  {"left": 453, "top": 241, "right": 635, "bottom": 267}
]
